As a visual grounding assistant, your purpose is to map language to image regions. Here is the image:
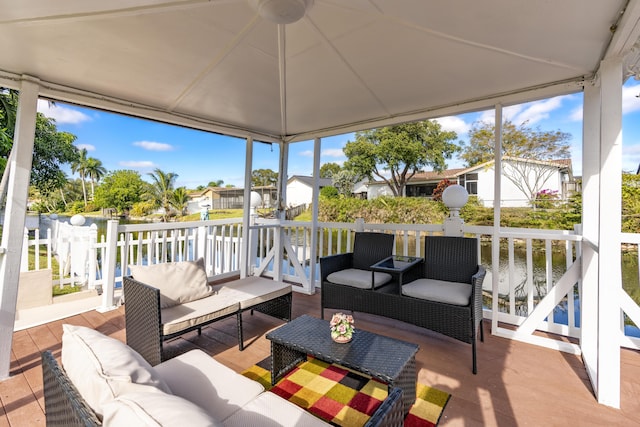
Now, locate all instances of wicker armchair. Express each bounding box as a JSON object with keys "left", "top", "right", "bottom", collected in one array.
[
  {"left": 320, "top": 234, "right": 486, "bottom": 374},
  {"left": 401, "top": 235, "right": 486, "bottom": 374},
  {"left": 320, "top": 231, "right": 395, "bottom": 317}
]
